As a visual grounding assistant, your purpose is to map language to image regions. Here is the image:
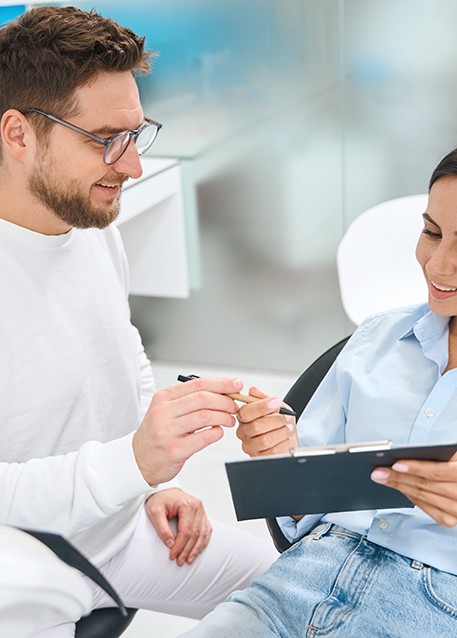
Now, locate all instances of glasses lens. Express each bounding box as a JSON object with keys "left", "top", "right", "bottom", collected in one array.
[
  {"left": 135, "top": 123, "right": 159, "bottom": 155},
  {"left": 105, "top": 133, "right": 130, "bottom": 164}
]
